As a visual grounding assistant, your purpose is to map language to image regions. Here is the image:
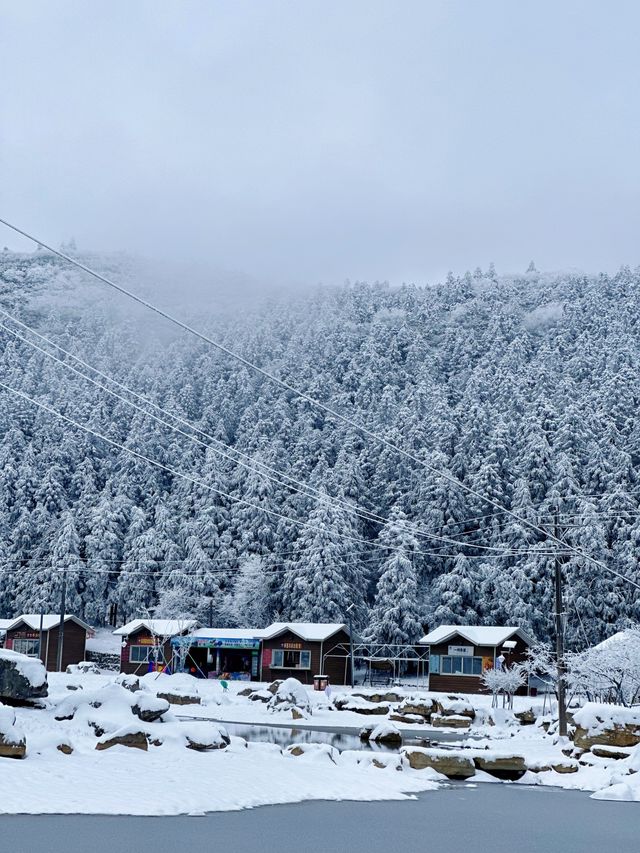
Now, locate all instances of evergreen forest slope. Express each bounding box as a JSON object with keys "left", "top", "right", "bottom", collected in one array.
[{"left": 1, "top": 251, "right": 639, "bottom": 647}]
